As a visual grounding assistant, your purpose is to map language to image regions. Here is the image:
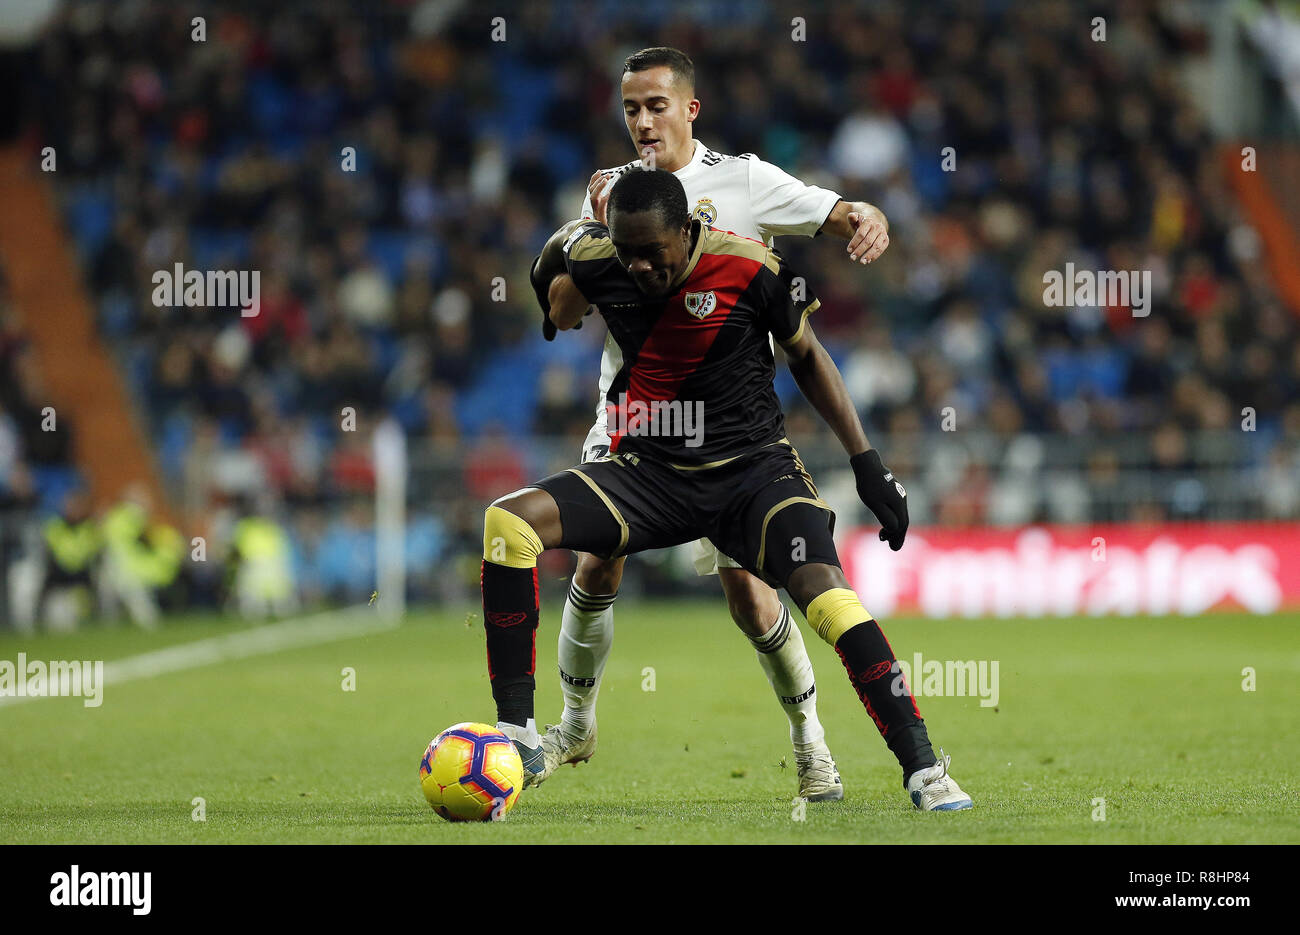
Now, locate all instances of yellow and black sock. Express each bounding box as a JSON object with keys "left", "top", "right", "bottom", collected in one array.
[
  {"left": 481, "top": 506, "right": 544, "bottom": 727},
  {"left": 807, "top": 588, "right": 936, "bottom": 784}
]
